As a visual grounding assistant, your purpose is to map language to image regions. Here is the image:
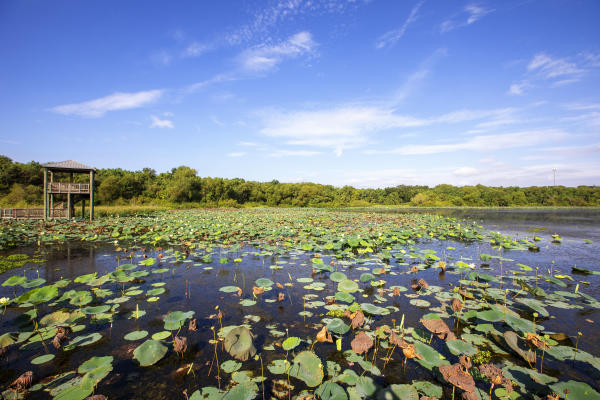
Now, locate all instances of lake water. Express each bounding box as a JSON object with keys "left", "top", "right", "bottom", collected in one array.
[{"left": 1, "top": 208, "right": 599, "bottom": 399}]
